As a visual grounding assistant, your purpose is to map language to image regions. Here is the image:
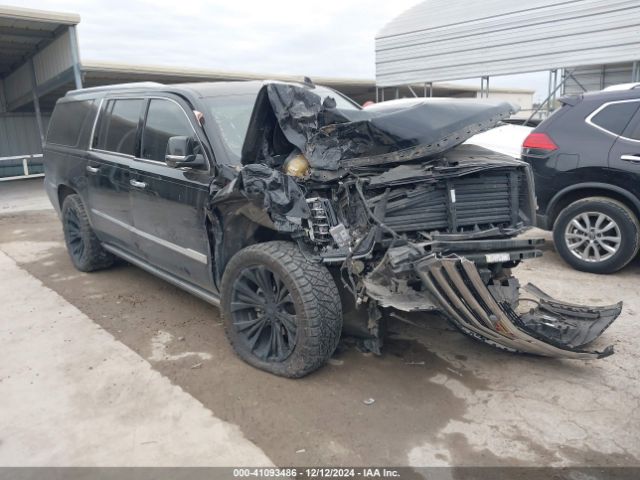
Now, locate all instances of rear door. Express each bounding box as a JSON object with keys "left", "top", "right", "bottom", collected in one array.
[
  {"left": 129, "top": 96, "right": 213, "bottom": 289},
  {"left": 87, "top": 97, "right": 145, "bottom": 253},
  {"left": 608, "top": 99, "right": 640, "bottom": 197}
]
